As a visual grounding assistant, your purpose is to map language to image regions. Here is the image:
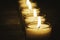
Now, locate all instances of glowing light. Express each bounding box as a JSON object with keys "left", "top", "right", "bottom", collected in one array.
[
  {"left": 33, "top": 9, "right": 37, "bottom": 17},
  {"left": 26, "top": 0, "right": 32, "bottom": 9},
  {"left": 26, "top": 0, "right": 41, "bottom": 28},
  {"left": 37, "top": 17, "right": 41, "bottom": 28},
  {"left": 26, "top": 27, "right": 51, "bottom": 36},
  {"left": 19, "top": 0, "right": 51, "bottom": 36}
]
